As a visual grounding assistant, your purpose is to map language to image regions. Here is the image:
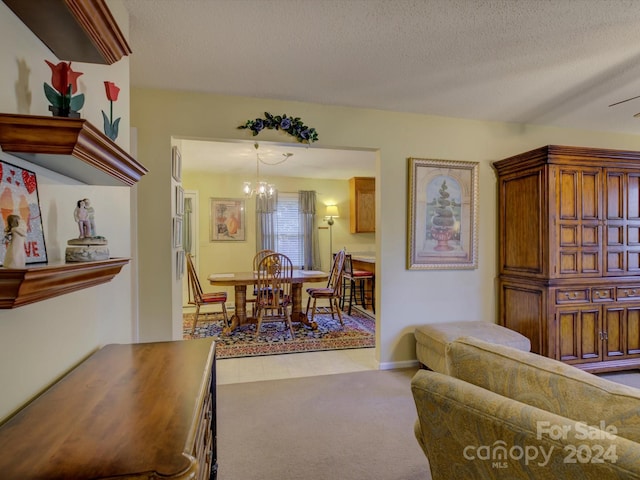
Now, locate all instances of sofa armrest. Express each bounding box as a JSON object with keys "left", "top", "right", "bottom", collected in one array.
[
  {"left": 445, "top": 336, "right": 640, "bottom": 443},
  {"left": 411, "top": 369, "right": 640, "bottom": 480}
]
